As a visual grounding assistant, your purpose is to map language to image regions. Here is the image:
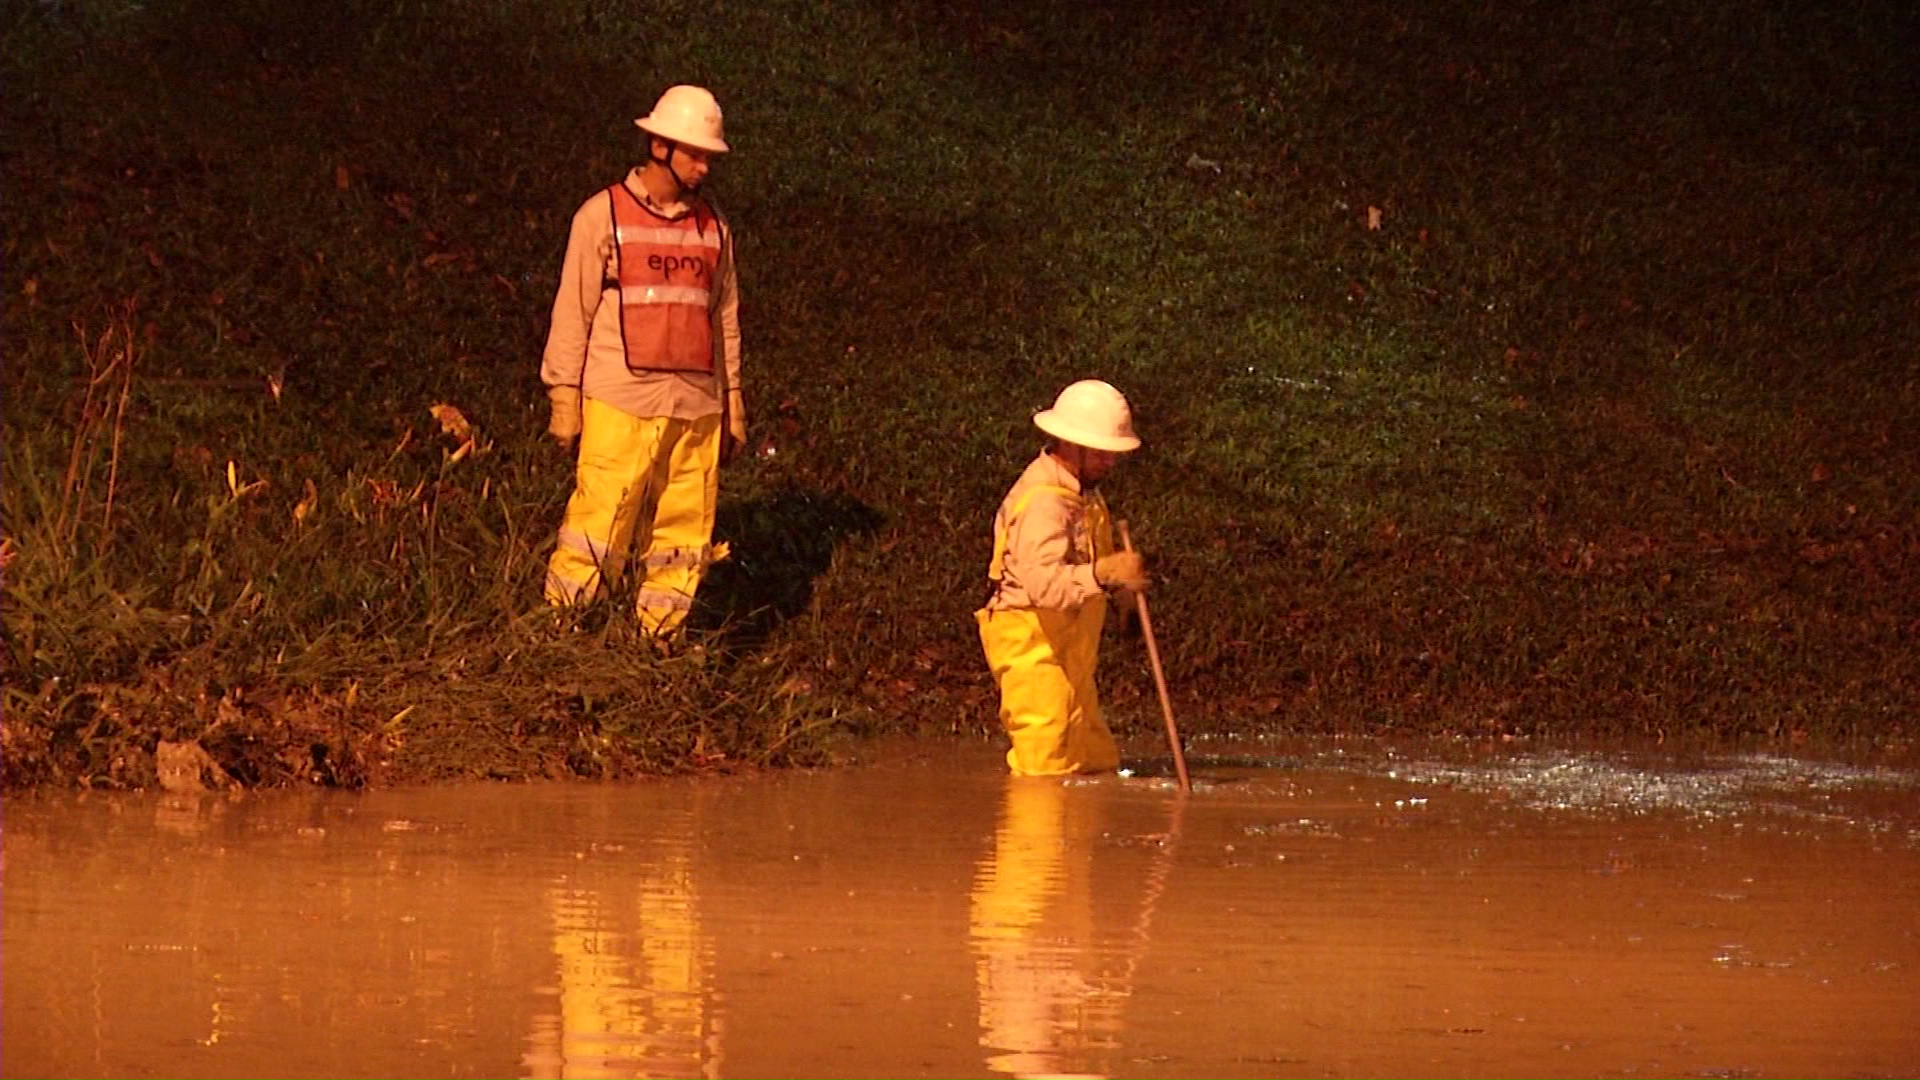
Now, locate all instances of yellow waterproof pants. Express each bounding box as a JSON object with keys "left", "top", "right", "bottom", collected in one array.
[
  {"left": 975, "top": 598, "right": 1119, "bottom": 776},
  {"left": 545, "top": 399, "right": 721, "bottom": 636}
]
